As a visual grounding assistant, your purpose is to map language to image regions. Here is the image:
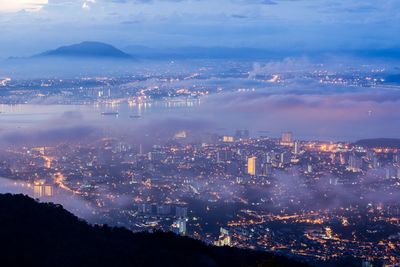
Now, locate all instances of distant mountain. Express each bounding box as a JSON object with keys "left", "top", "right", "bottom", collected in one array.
[
  {"left": 0, "top": 193, "right": 310, "bottom": 267},
  {"left": 124, "top": 45, "right": 281, "bottom": 60},
  {"left": 353, "top": 138, "right": 400, "bottom": 149},
  {"left": 123, "top": 45, "right": 400, "bottom": 60},
  {"left": 37, "top": 41, "right": 132, "bottom": 59}
]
